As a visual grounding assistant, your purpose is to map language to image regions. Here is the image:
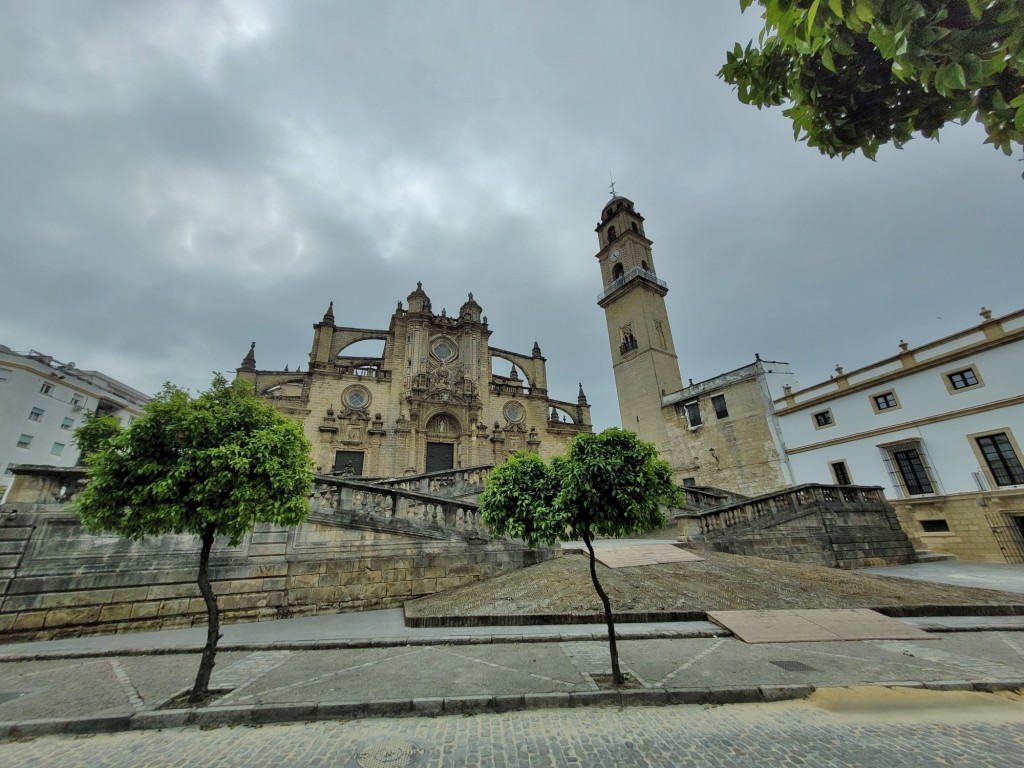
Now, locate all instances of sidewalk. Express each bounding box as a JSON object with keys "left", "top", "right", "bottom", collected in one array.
[{"left": 2, "top": 607, "right": 1024, "bottom": 740}]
